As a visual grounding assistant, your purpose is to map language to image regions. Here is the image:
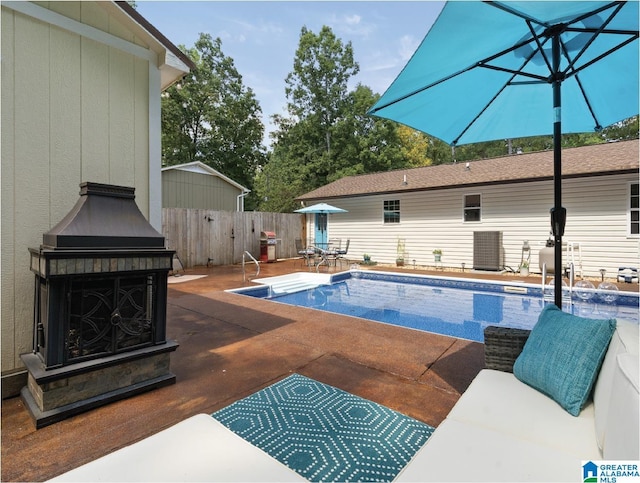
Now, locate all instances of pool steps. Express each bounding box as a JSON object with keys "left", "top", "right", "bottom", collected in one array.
[
  {"left": 252, "top": 273, "right": 332, "bottom": 295},
  {"left": 269, "top": 279, "right": 326, "bottom": 295}
]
